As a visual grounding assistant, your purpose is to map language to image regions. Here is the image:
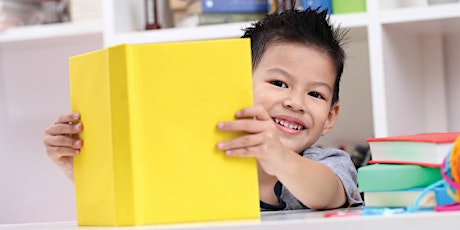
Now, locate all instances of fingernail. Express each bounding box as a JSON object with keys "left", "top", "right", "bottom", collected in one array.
[
  {"left": 217, "top": 142, "right": 225, "bottom": 149},
  {"left": 217, "top": 122, "right": 224, "bottom": 129},
  {"left": 72, "top": 113, "right": 80, "bottom": 119},
  {"left": 75, "top": 123, "right": 82, "bottom": 131},
  {"left": 236, "top": 110, "right": 242, "bottom": 117},
  {"left": 74, "top": 140, "right": 82, "bottom": 148}
]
